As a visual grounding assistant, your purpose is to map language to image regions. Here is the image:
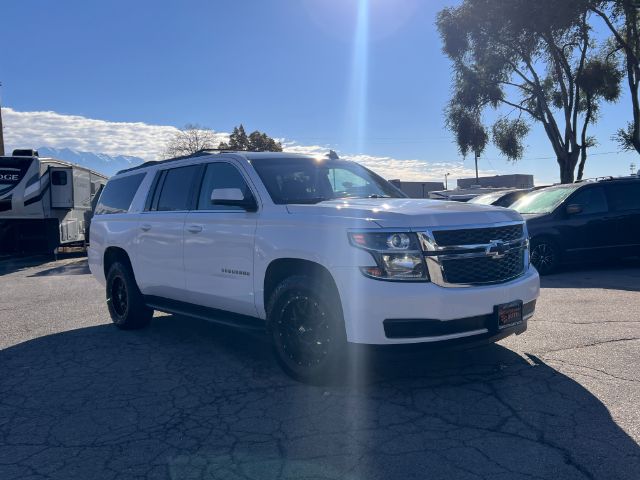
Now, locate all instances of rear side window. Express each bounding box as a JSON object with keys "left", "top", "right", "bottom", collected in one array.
[
  {"left": 154, "top": 165, "right": 200, "bottom": 212},
  {"left": 95, "top": 173, "right": 145, "bottom": 215},
  {"left": 568, "top": 187, "right": 608, "bottom": 215},
  {"left": 607, "top": 183, "right": 640, "bottom": 212}
]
